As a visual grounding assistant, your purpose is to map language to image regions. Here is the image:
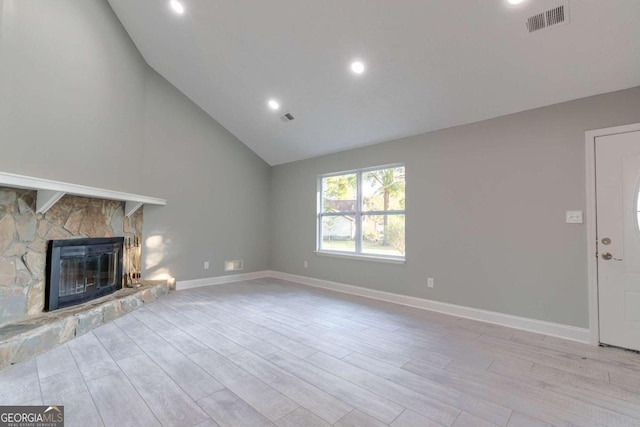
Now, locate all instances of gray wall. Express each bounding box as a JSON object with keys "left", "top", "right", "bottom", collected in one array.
[
  {"left": 270, "top": 87, "right": 640, "bottom": 328},
  {"left": 0, "top": 0, "right": 271, "bottom": 281},
  {"left": 141, "top": 71, "right": 271, "bottom": 280},
  {"left": 0, "top": 0, "right": 146, "bottom": 192}
]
